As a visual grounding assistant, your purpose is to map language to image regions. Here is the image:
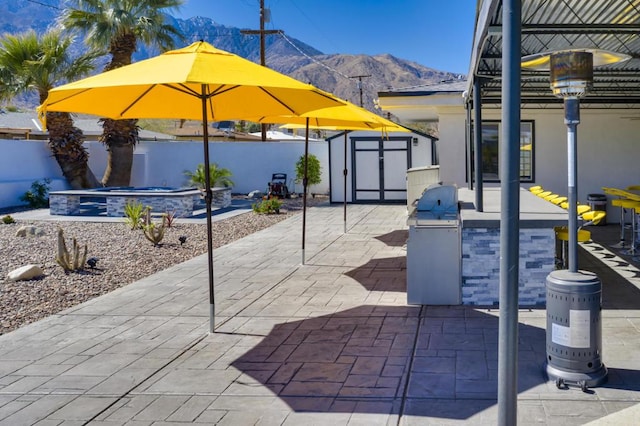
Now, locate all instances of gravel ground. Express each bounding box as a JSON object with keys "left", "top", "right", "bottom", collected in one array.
[{"left": 0, "top": 196, "right": 326, "bottom": 335}]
